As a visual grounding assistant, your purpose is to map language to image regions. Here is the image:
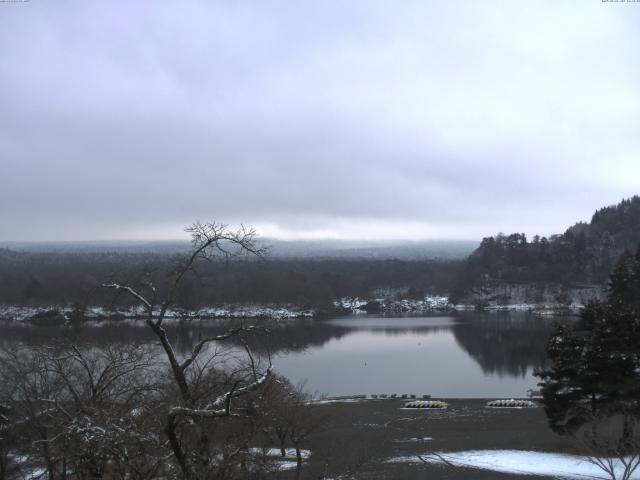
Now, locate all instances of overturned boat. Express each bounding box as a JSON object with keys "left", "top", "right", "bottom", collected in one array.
[
  {"left": 486, "top": 399, "right": 536, "bottom": 408},
  {"left": 403, "top": 400, "right": 448, "bottom": 409}
]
